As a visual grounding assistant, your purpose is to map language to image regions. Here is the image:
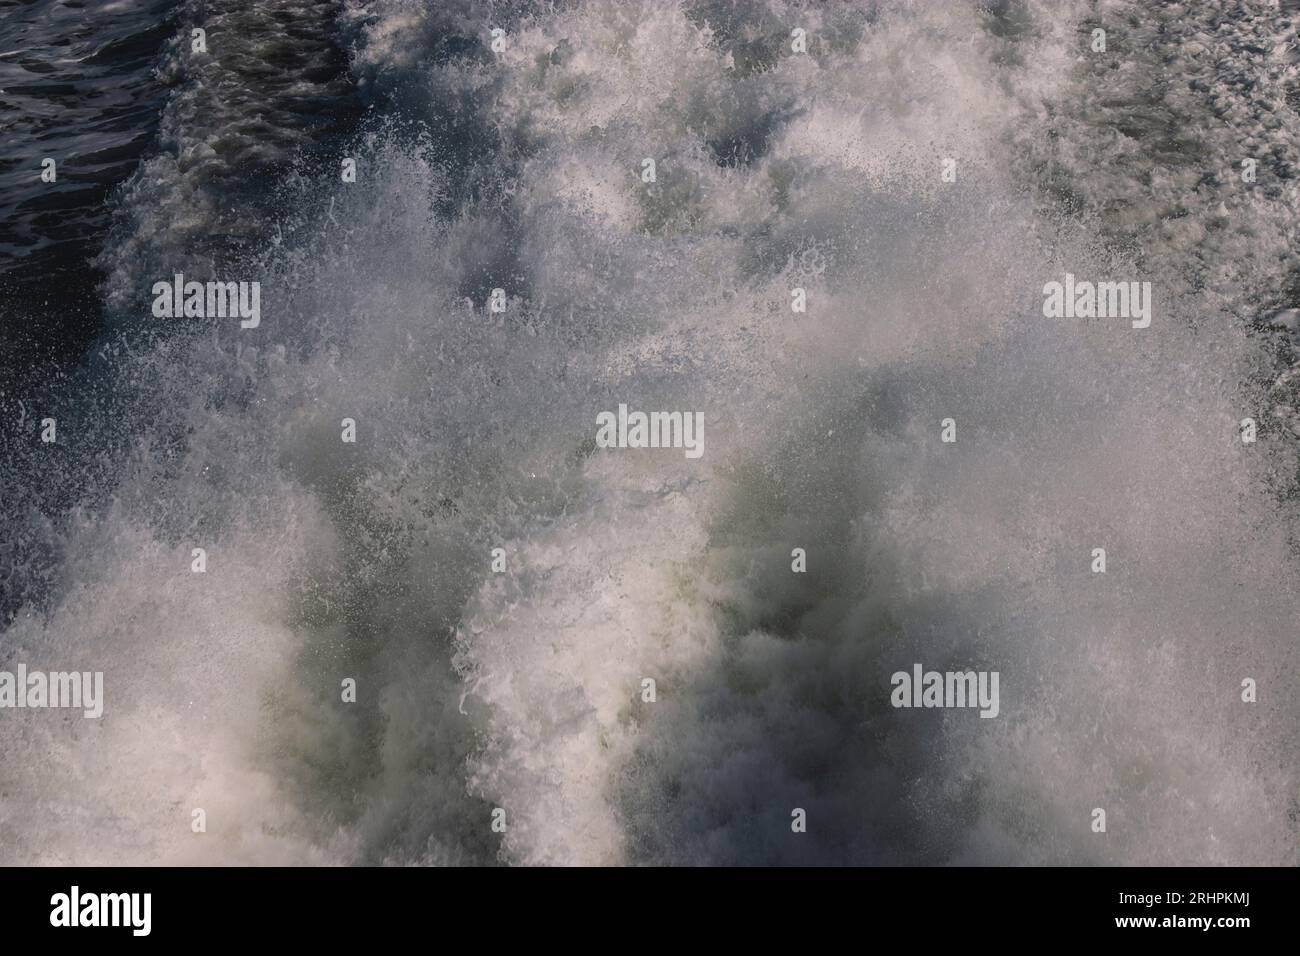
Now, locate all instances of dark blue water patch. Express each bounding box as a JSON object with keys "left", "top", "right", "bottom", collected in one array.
[{"left": 0, "top": 0, "right": 180, "bottom": 397}]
